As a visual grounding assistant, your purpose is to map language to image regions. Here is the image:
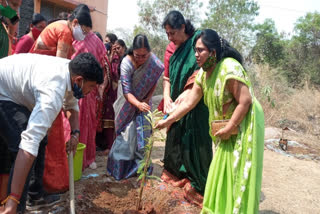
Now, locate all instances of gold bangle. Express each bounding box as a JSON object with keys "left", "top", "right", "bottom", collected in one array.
[{"left": 1, "top": 195, "right": 20, "bottom": 205}]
